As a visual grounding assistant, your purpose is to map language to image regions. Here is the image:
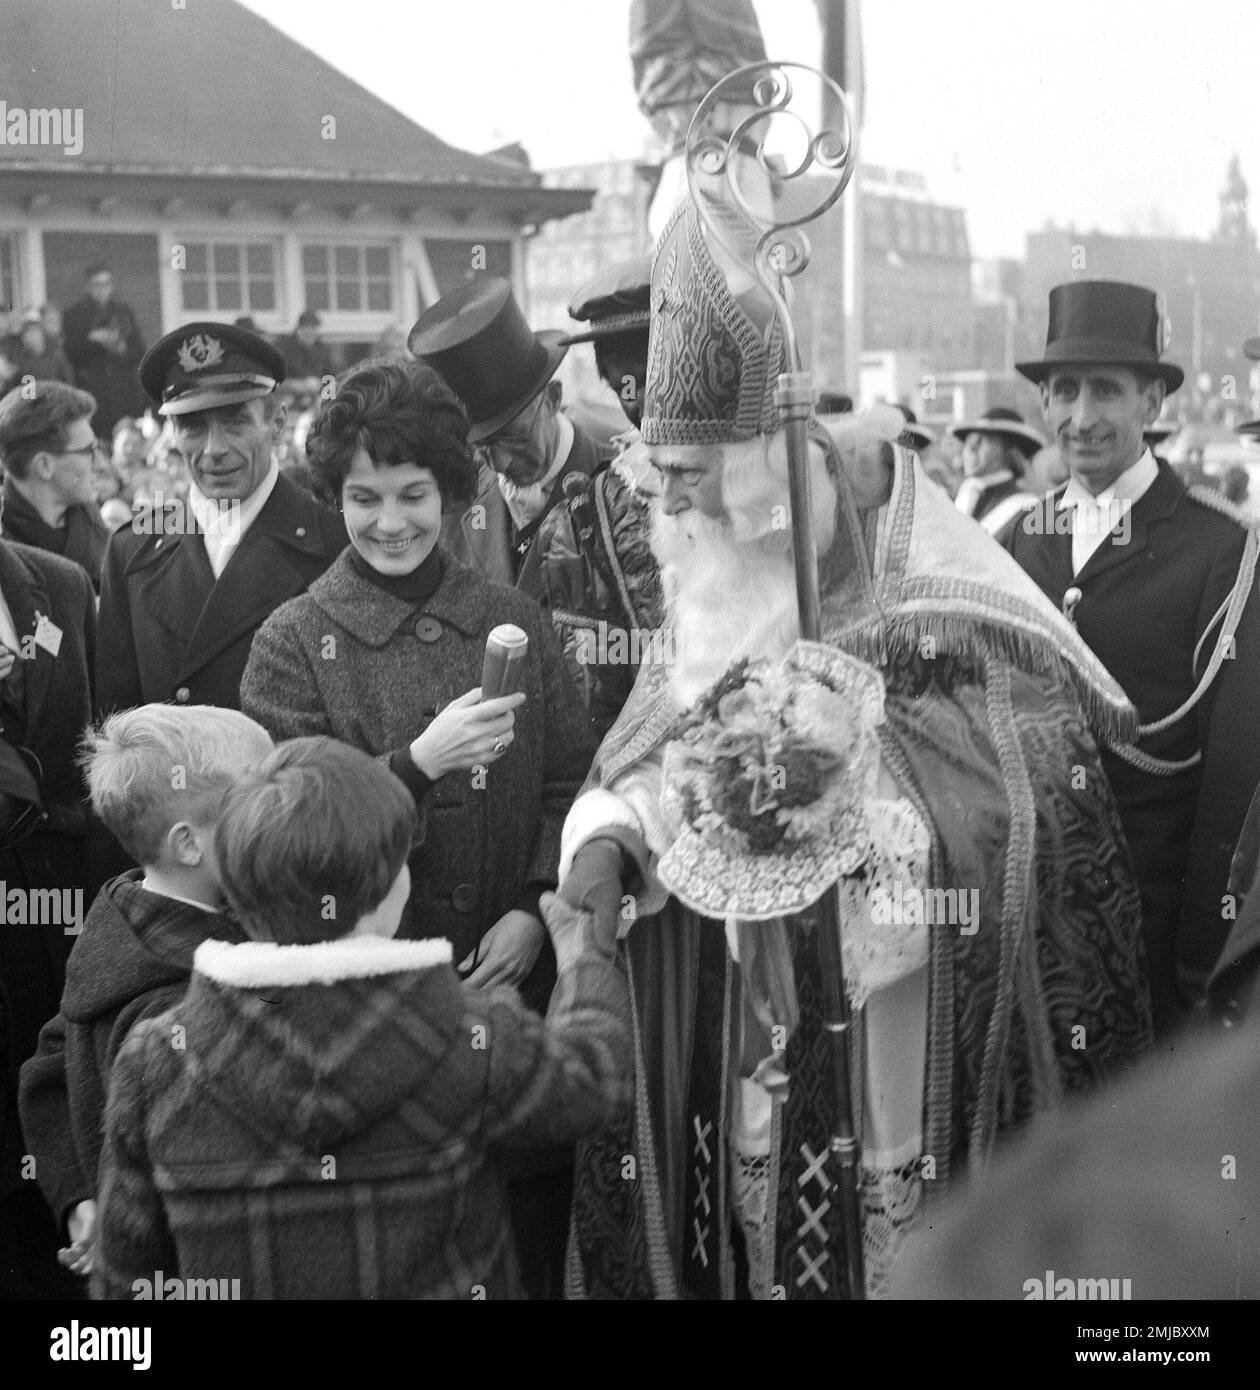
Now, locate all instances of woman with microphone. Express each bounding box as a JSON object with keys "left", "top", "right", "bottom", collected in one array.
[
  {"left": 241, "top": 359, "right": 597, "bottom": 1299},
  {"left": 241, "top": 358, "right": 595, "bottom": 1008}
]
